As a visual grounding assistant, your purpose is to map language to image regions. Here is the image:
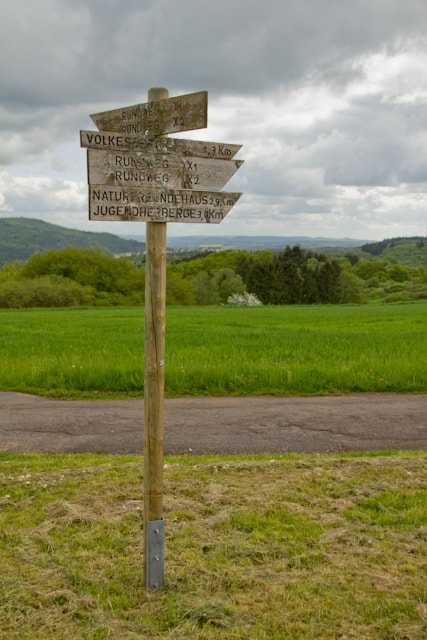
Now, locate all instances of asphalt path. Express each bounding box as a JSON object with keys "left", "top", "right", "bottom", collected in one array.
[{"left": 0, "top": 392, "right": 426, "bottom": 455}]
